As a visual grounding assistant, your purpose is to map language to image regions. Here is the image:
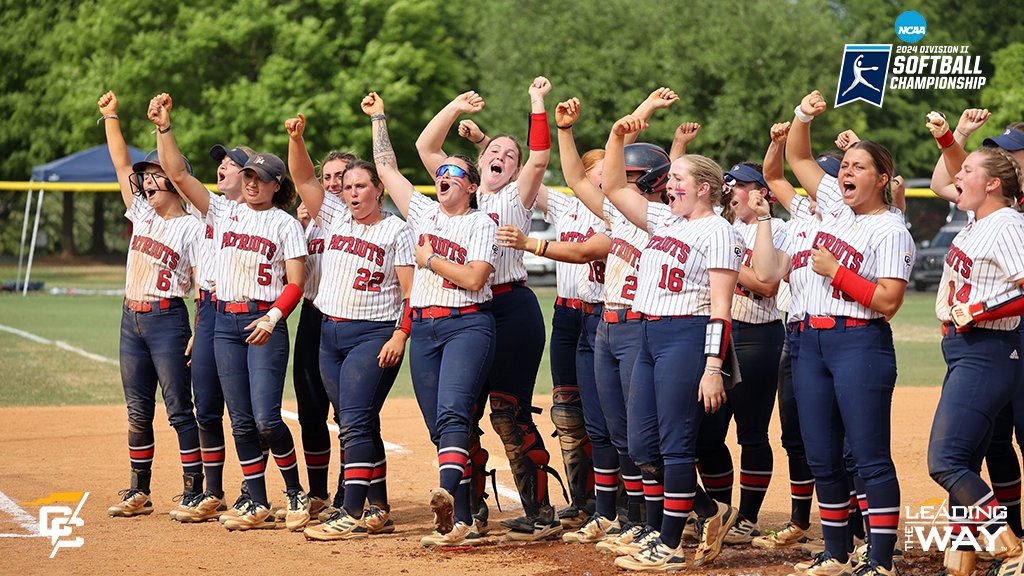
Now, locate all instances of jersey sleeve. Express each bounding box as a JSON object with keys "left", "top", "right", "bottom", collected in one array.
[
  {"left": 771, "top": 219, "right": 788, "bottom": 250},
  {"left": 788, "top": 194, "right": 813, "bottom": 222},
  {"left": 206, "top": 190, "right": 230, "bottom": 221},
  {"left": 406, "top": 190, "right": 434, "bottom": 226},
  {"left": 645, "top": 202, "right": 672, "bottom": 232},
  {"left": 465, "top": 214, "right": 498, "bottom": 267},
  {"left": 394, "top": 223, "right": 416, "bottom": 267},
  {"left": 280, "top": 216, "right": 309, "bottom": 261},
  {"left": 317, "top": 192, "right": 347, "bottom": 228},
  {"left": 815, "top": 174, "right": 843, "bottom": 216},
  {"left": 707, "top": 223, "right": 745, "bottom": 271},
  {"left": 993, "top": 218, "right": 1024, "bottom": 283},
  {"left": 874, "top": 227, "right": 915, "bottom": 281}
]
